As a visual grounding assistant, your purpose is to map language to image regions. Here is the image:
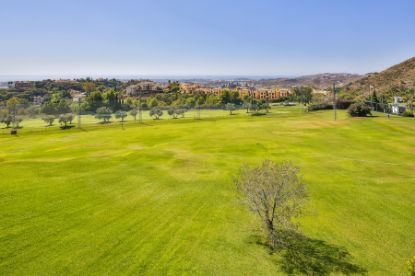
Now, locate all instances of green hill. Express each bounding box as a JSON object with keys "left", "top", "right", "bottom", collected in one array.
[{"left": 345, "top": 57, "right": 415, "bottom": 95}]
